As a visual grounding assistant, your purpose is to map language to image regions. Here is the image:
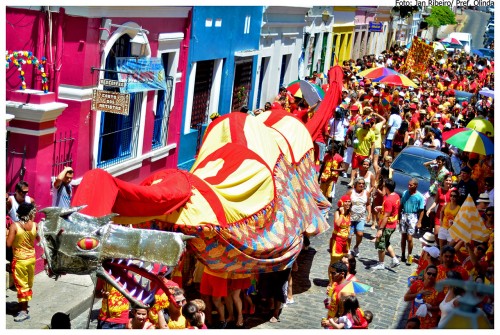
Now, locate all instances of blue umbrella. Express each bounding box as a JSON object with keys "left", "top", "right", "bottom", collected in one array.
[{"left": 479, "top": 88, "right": 494, "bottom": 100}]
